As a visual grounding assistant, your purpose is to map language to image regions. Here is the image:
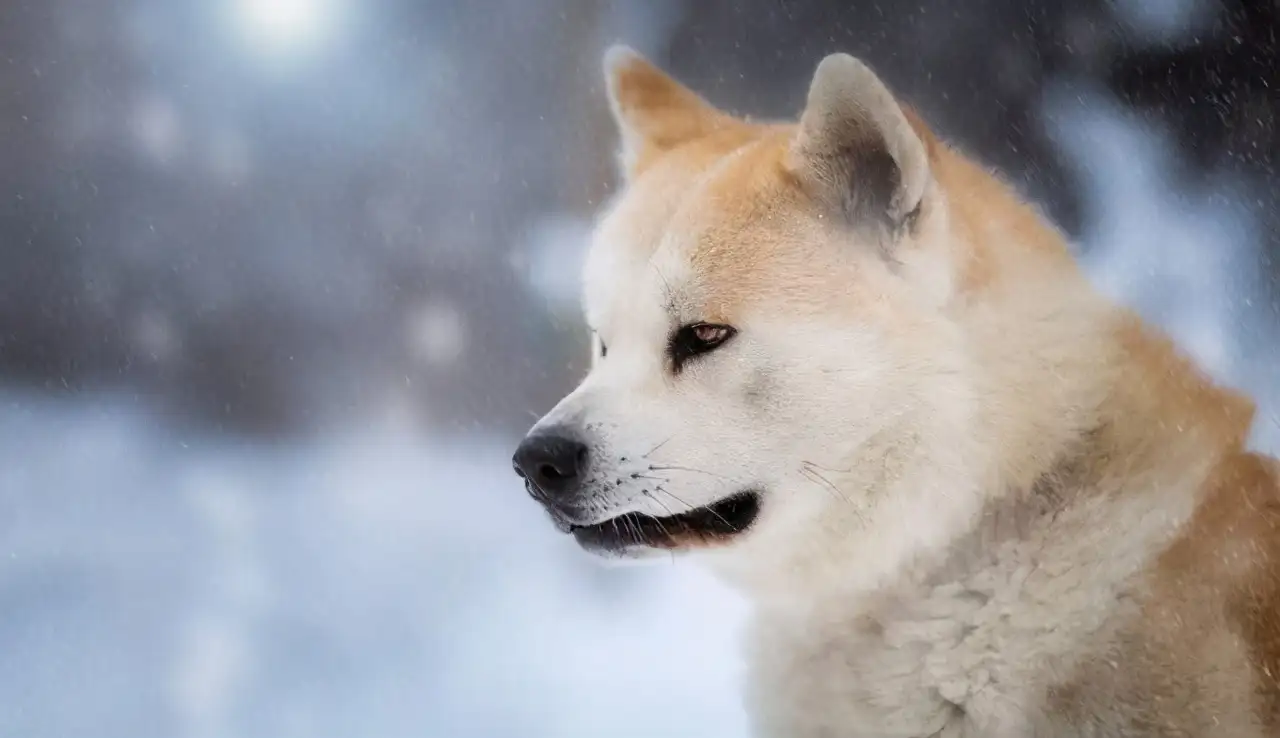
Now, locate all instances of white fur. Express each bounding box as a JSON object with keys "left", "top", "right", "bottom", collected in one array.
[{"left": 521, "top": 49, "right": 1275, "bottom": 737}]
